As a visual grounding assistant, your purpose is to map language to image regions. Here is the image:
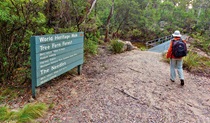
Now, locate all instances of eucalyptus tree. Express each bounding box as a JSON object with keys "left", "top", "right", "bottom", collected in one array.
[
  {"left": 191, "top": 0, "right": 210, "bottom": 34},
  {"left": 111, "top": 0, "right": 142, "bottom": 40}
]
